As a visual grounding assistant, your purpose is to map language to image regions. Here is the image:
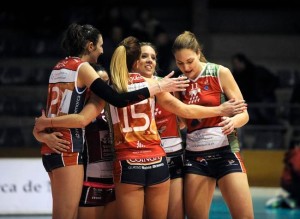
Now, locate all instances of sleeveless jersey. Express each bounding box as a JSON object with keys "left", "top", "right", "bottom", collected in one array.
[
  {"left": 83, "top": 105, "right": 114, "bottom": 186},
  {"left": 41, "top": 57, "right": 88, "bottom": 154},
  {"left": 154, "top": 77, "right": 183, "bottom": 154},
  {"left": 179, "top": 63, "right": 240, "bottom": 153},
  {"left": 109, "top": 73, "right": 165, "bottom": 160}
]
